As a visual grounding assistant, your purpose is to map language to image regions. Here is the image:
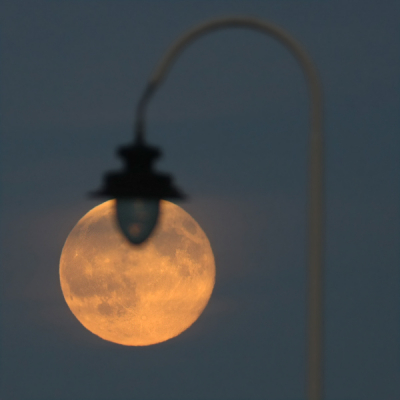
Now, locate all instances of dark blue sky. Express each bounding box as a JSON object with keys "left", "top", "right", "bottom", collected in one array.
[{"left": 0, "top": 1, "right": 399, "bottom": 399}]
